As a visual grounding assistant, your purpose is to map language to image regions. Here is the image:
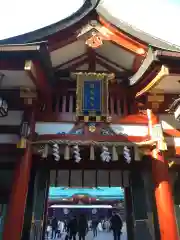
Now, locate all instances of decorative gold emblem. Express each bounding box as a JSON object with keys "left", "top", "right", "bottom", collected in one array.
[
  {"left": 88, "top": 124, "right": 96, "bottom": 132},
  {"left": 85, "top": 32, "right": 103, "bottom": 49}
]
